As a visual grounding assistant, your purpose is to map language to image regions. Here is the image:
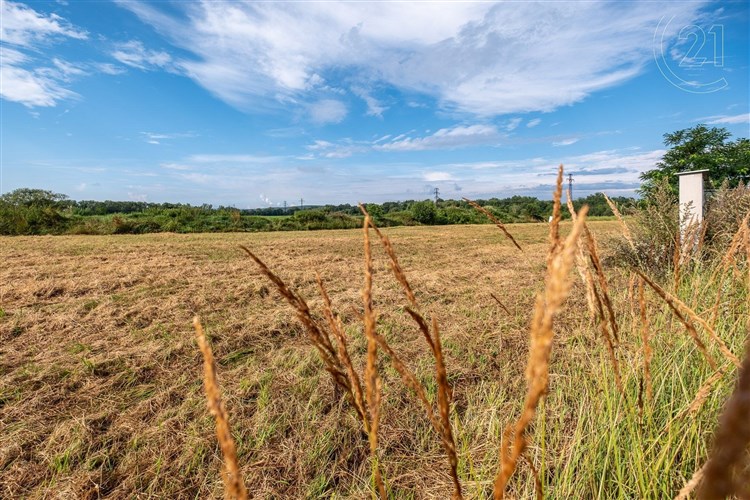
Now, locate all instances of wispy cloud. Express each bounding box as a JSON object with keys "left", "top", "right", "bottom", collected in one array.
[
  {"left": 552, "top": 137, "right": 580, "bottom": 147},
  {"left": 116, "top": 0, "right": 708, "bottom": 116},
  {"left": 352, "top": 86, "right": 388, "bottom": 117},
  {"left": 0, "top": 46, "right": 79, "bottom": 106},
  {"left": 305, "top": 139, "right": 365, "bottom": 159},
  {"left": 0, "top": 1, "right": 89, "bottom": 107},
  {"left": 696, "top": 113, "right": 750, "bottom": 125},
  {"left": 141, "top": 131, "right": 197, "bottom": 145},
  {"left": 1, "top": 0, "right": 87, "bottom": 46},
  {"left": 308, "top": 99, "right": 348, "bottom": 125},
  {"left": 505, "top": 117, "right": 522, "bottom": 131},
  {"left": 187, "top": 153, "right": 283, "bottom": 163},
  {"left": 112, "top": 40, "right": 173, "bottom": 71},
  {"left": 149, "top": 146, "right": 664, "bottom": 205},
  {"left": 376, "top": 124, "right": 502, "bottom": 151},
  {"left": 0, "top": 1, "right": 126, "bottom": 107},
  {"left": 423, "top": 171, "right": 455, "bottom": 182},
  {"left": 526, "top": 118, "right": 542, "bottom": 128}
]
